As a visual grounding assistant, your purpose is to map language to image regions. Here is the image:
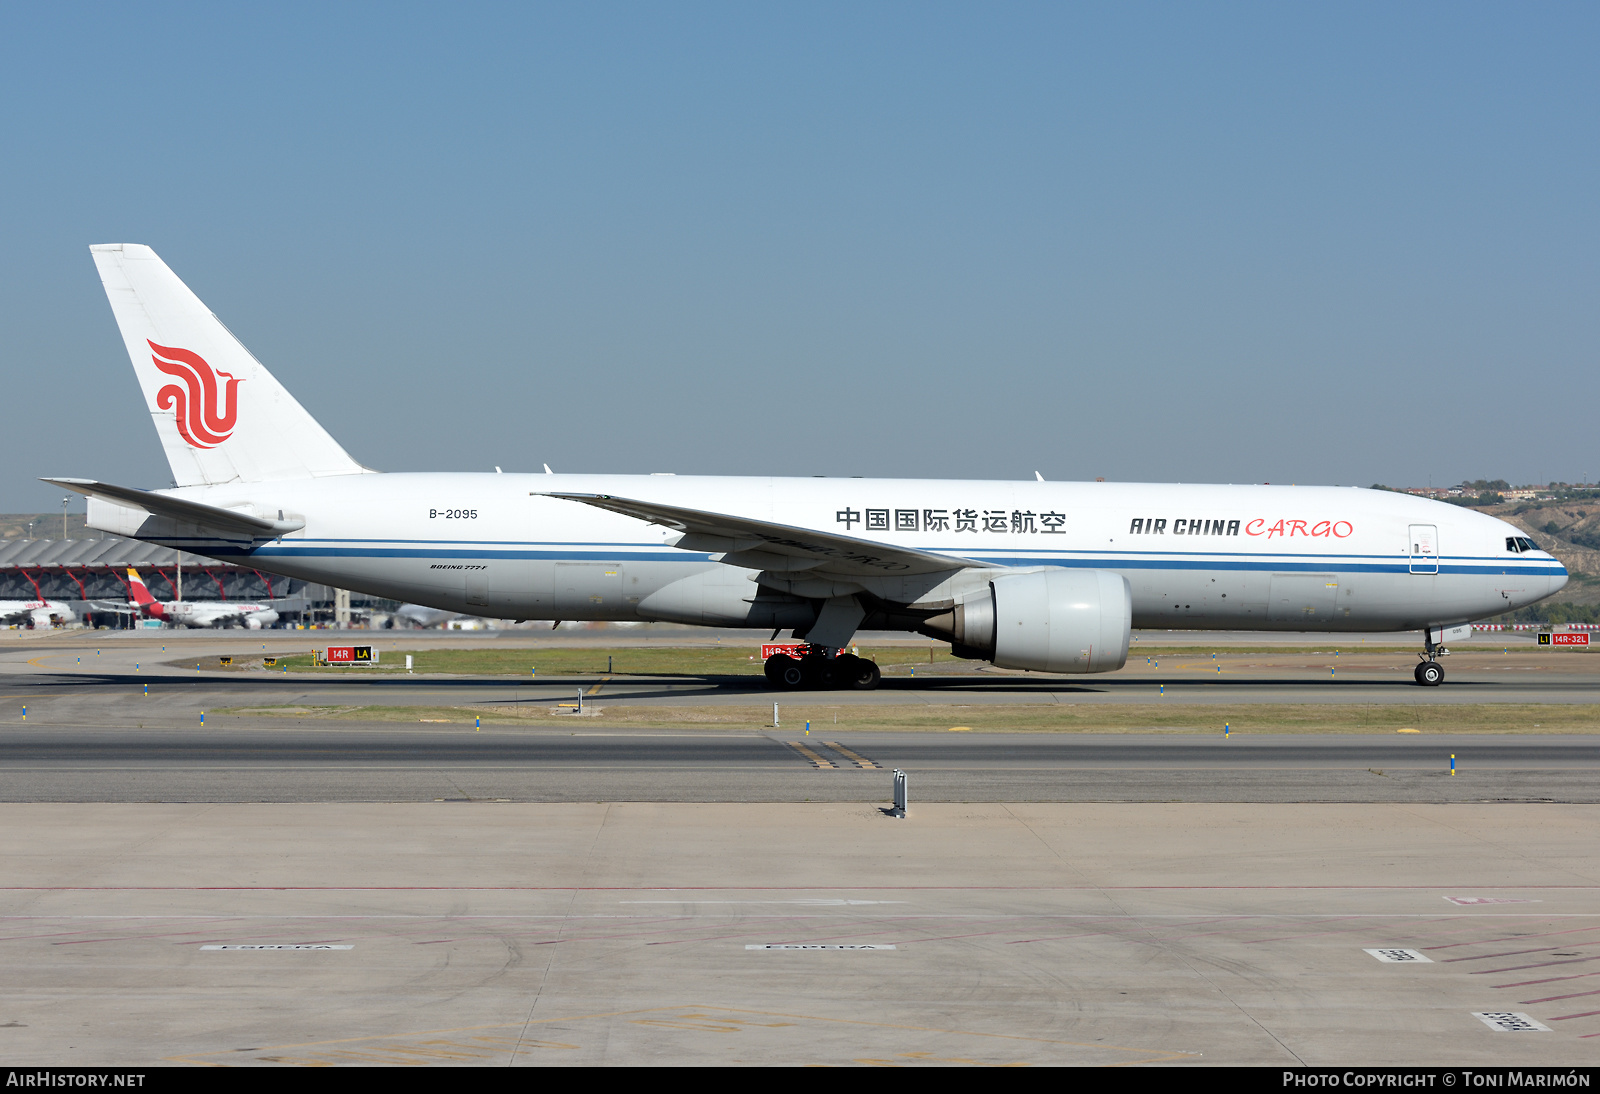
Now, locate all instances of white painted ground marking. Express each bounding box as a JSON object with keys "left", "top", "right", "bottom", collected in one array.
[
  {"left": 1446, "top": 897, "right": 1542, "bottom": 906},
  {"left": 746, "top": 944, "right": 897, "bottom": 950},
  {"left": 200, "top": 944, "right": 353, "bottom": 950},
  {"left": 1473, "top": 1012, "right": 1551, "bottom": 1032},
  {"left": 623, "top": 899, "right": 904, "bottom": 906},
  {"left": 1365, "top": 948, "right": 1432, "bottom": 963}
]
